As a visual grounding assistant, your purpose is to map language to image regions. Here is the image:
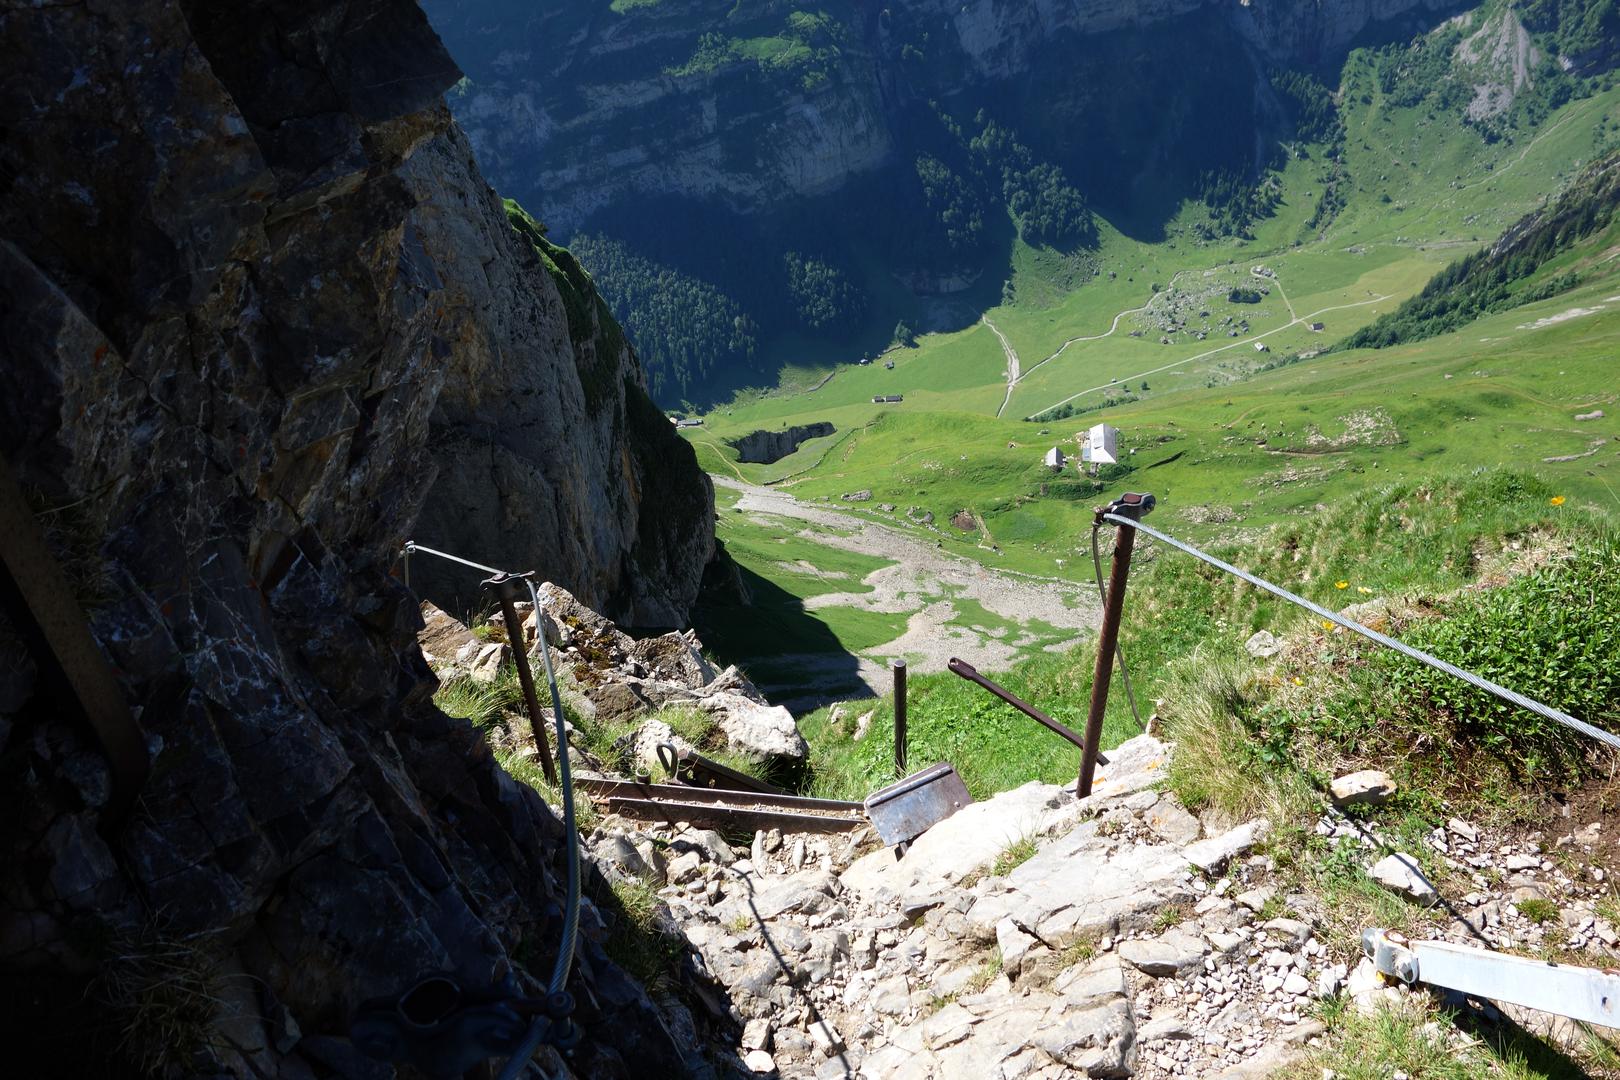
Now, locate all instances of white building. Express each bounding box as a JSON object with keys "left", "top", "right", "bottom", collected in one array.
[
  {"left": 1043, "top": 446, "right": 1066, "bottom": 471},
  {"left": 1086, "top": 423, "right": 1119, "bottom": 465}
]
